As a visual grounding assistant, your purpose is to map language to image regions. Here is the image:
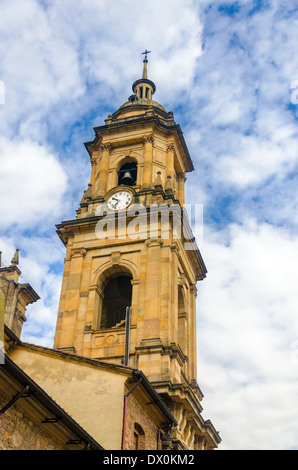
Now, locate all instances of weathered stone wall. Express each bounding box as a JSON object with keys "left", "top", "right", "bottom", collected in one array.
[
  {"left": 0, "top": 392, "right": 64, "bottom": 450},
  {"left": 125, "top": 390, "right": 161, "bottom": 451}
]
